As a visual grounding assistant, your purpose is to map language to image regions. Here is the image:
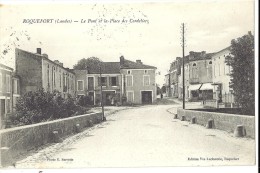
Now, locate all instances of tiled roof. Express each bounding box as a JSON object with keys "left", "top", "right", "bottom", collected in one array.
[
  {"left": 188, "top": 52, "right": 215, "bottom": 62},
  {"left": 121, "top": 59, "right": 157, "bottom": 69},
  {"left": 87, "top": 62, "right": 121, "bottom": 74},
  {"left": 0, "top": 63, "right": 13, "bottom": 71}
]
